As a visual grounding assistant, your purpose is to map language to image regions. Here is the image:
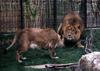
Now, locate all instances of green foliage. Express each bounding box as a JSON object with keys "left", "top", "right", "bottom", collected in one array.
[{"left": 24, "top": 0, "right": 37, "bottom": 19}]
